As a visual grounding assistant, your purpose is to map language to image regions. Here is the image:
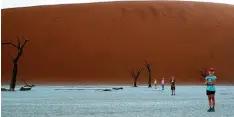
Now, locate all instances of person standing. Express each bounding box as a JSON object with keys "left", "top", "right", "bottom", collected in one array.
[
  {"left": 205, "top": 68, "right": 217, "bottom": 112},
  {"left": 170, "top": 76, "right": 176, "bottom": 95},
  {"left": 161, "top": 78, "right": 165, "bottom": 90},
  {"left": 154, "top": 79, "right": 157, "bottom": 89}
]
